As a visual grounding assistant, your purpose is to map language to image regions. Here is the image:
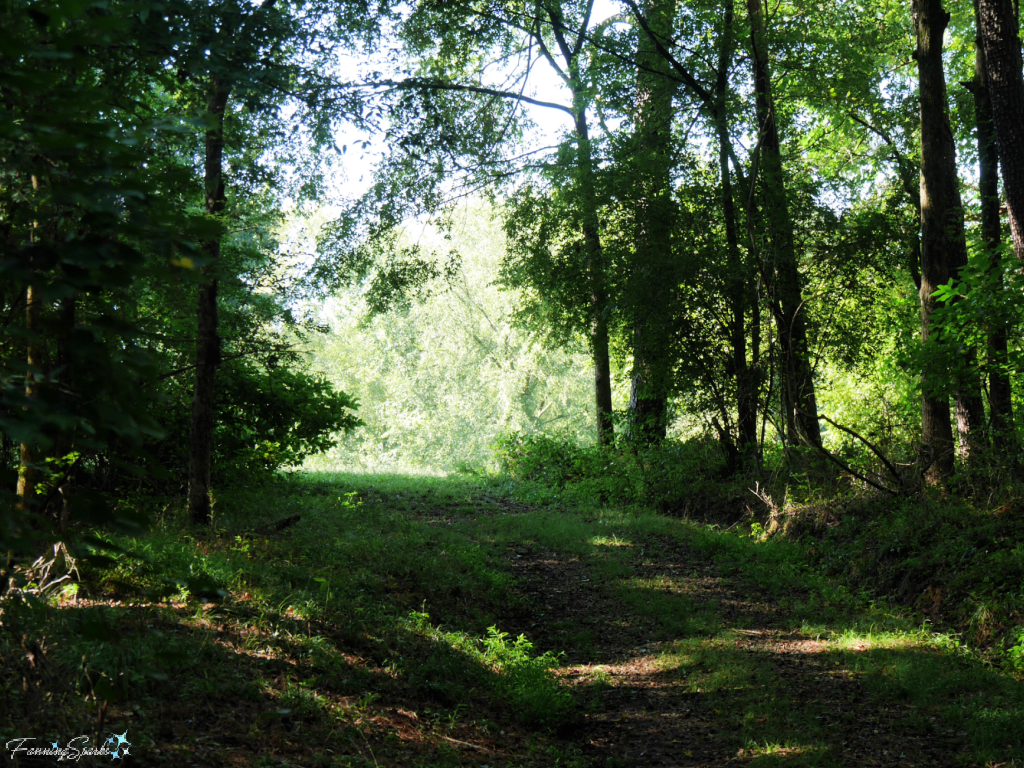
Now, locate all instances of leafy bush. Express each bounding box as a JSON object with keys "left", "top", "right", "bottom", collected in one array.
[
  {"left": 493, "top": 430, "right": 728, "bottom": 513},
  {"left": 1008, "top": 627, "right": 1024, "bottom": 673},
  {"left": 213, "top": 361, "right": 362, "bottom": 477},
  {"left": 145, "top": 358, "right": 362, "bottom": 484},
  {"left": 493, "top": 431, "right": 599, "bottom": 487},
  {"left": 402, "top": 610, "right": 573, "bottom": 726}
]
